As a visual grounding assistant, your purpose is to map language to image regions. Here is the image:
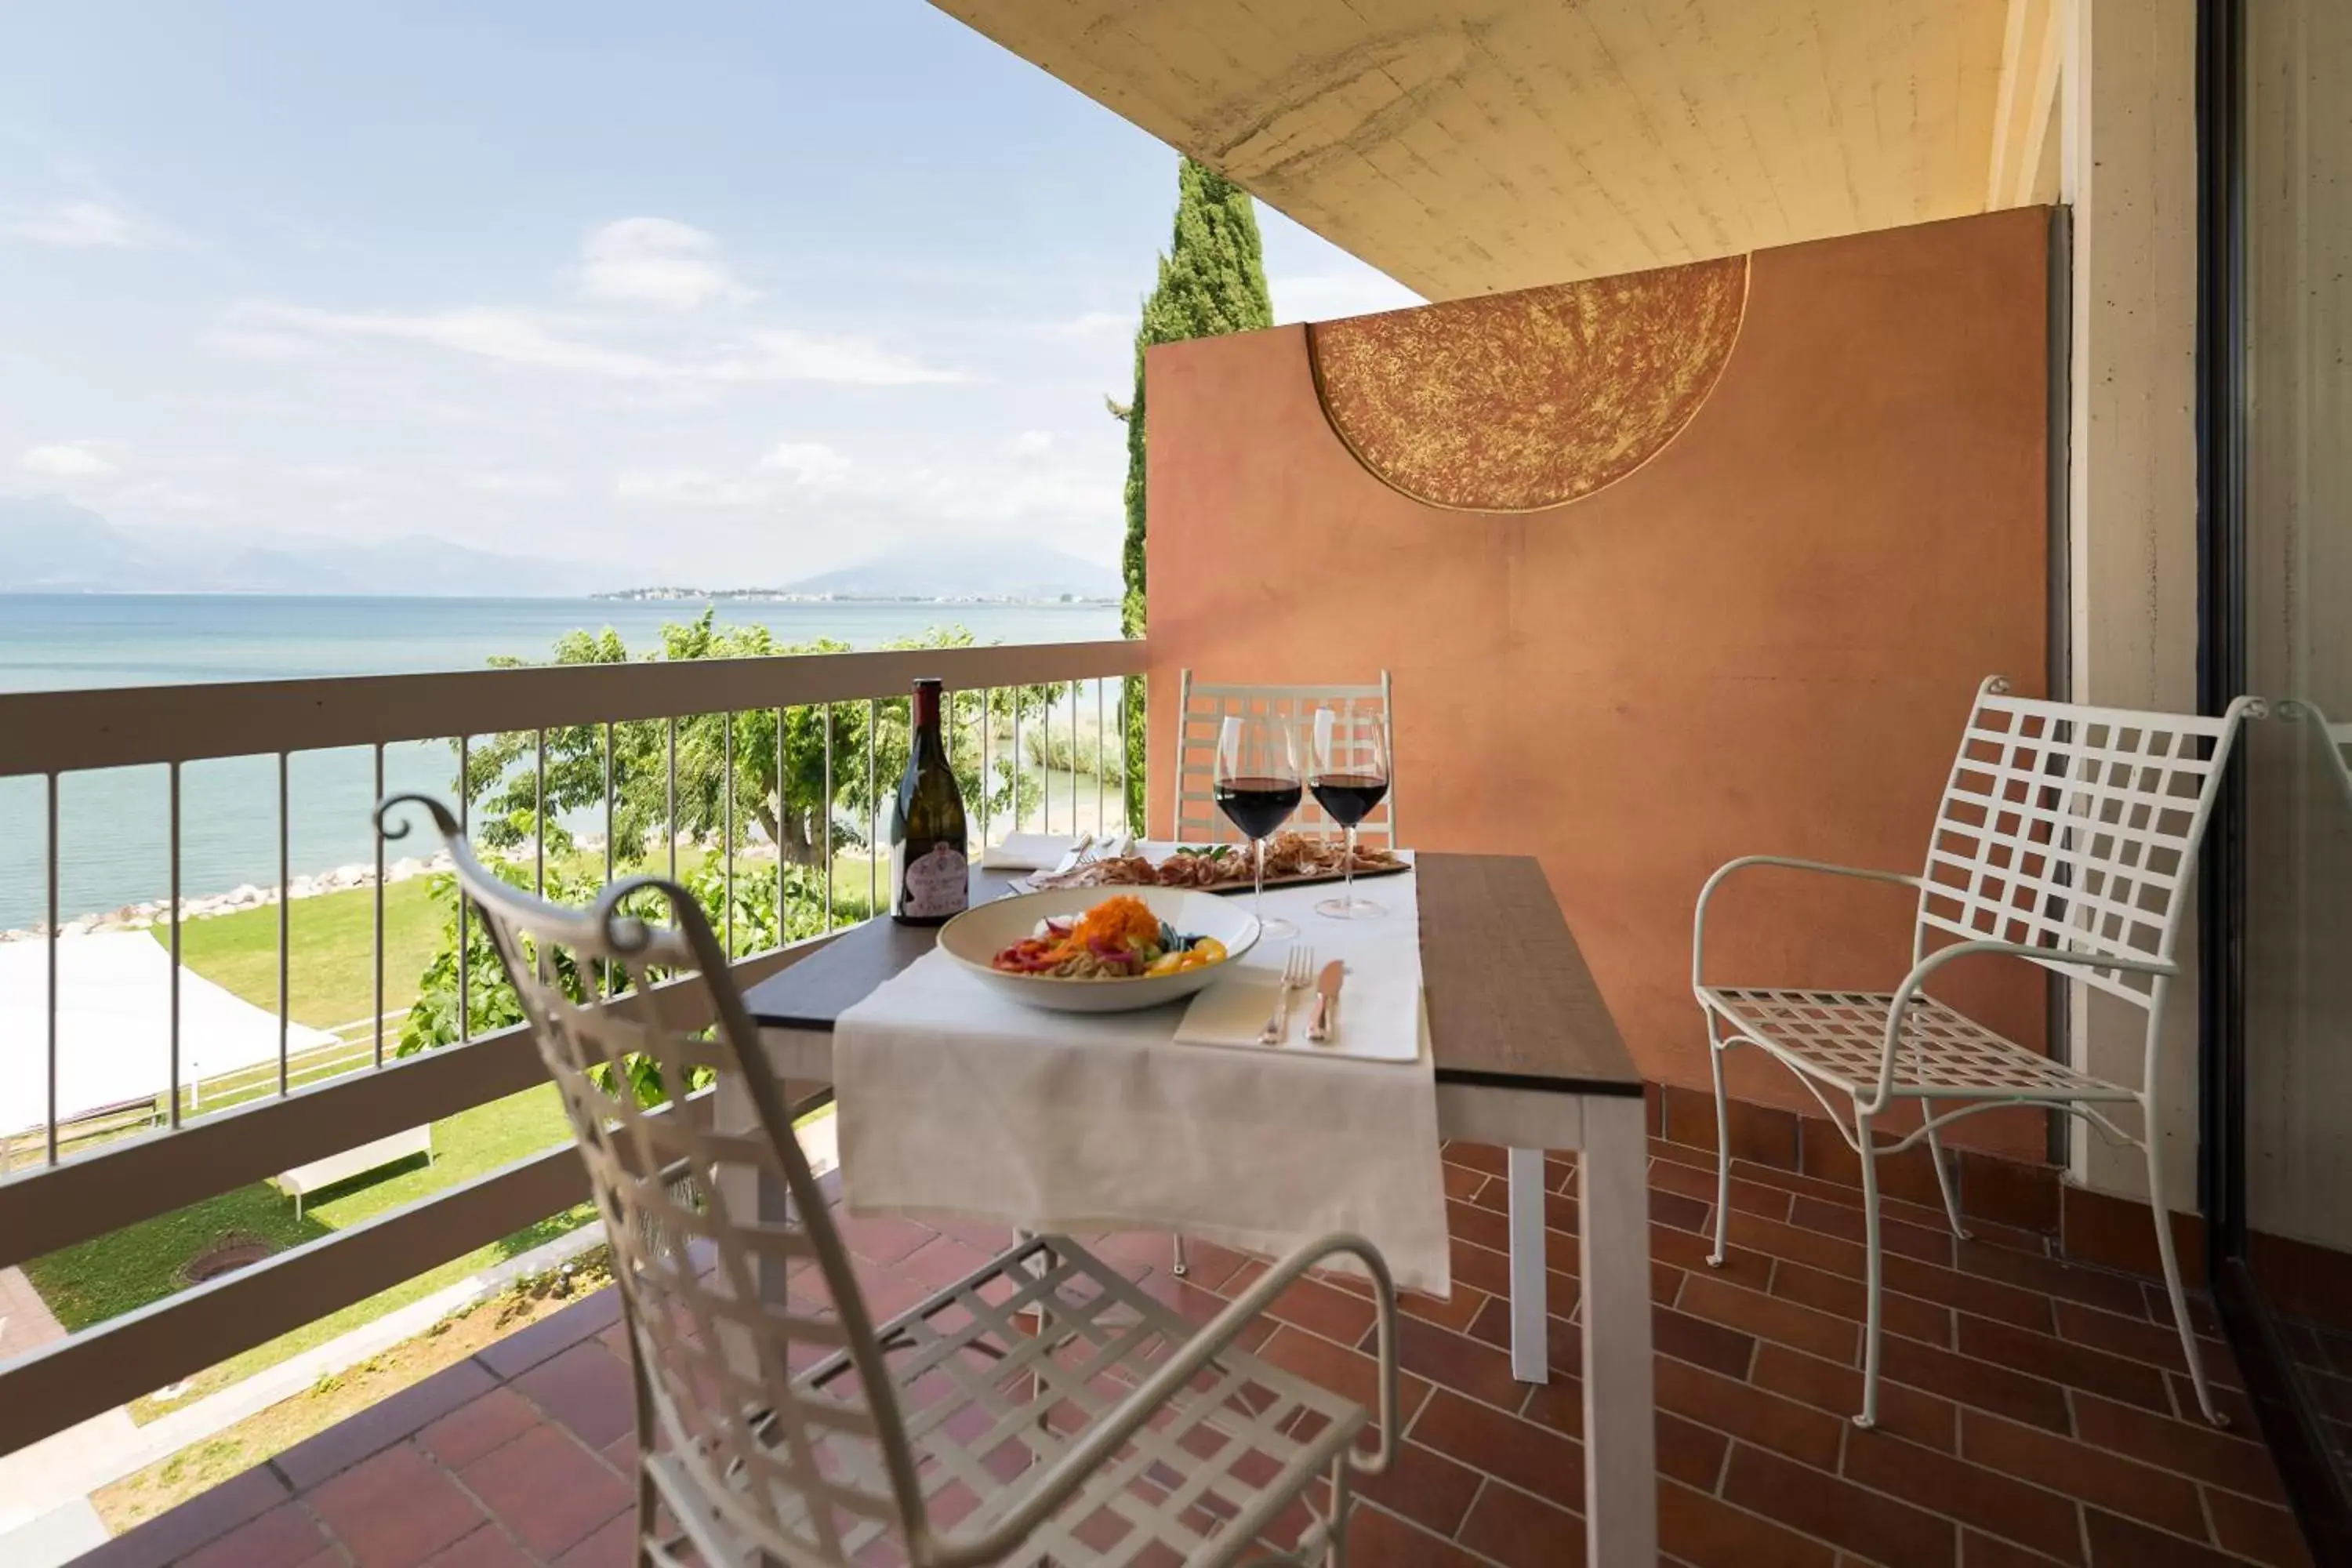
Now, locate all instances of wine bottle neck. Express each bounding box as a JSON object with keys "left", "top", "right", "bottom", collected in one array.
[{"left": 913, "top": 681, "right": 942, "bottom": 734}]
